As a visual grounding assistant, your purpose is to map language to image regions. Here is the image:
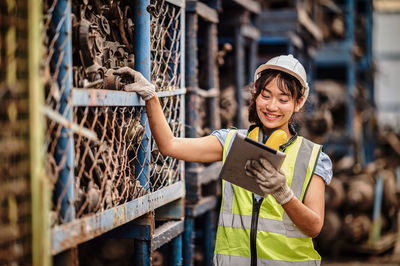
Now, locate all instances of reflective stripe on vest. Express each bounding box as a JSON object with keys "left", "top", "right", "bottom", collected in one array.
[
  {"left": 214, "top": 128, "right": 322, "bottom": 265},
  {"left": 214, "top": 254, "right": 320, "bottom": 266}
]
